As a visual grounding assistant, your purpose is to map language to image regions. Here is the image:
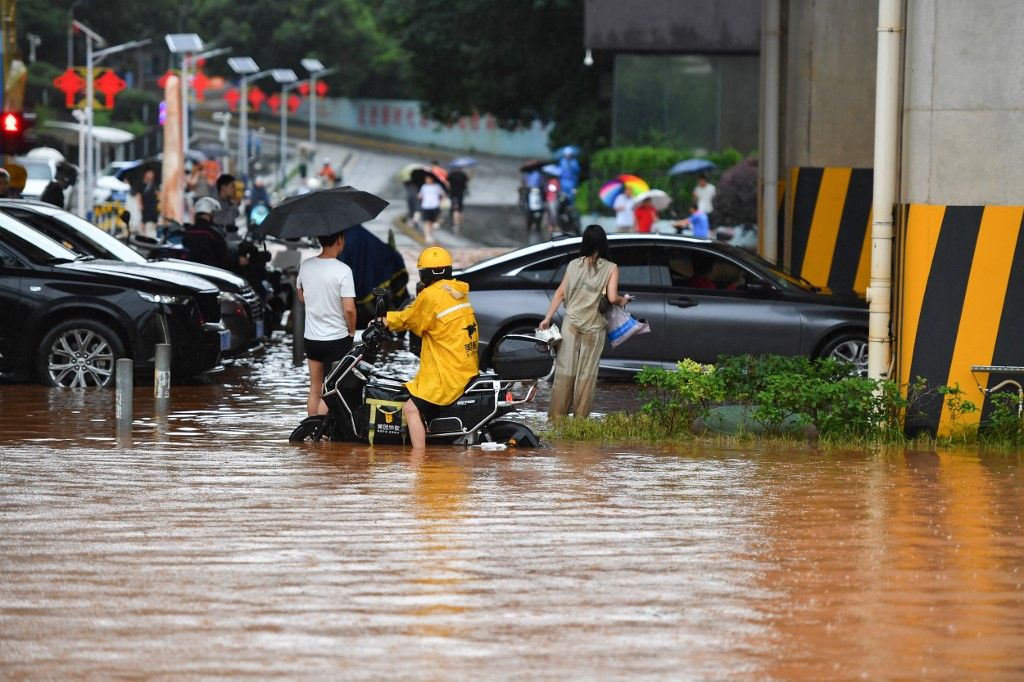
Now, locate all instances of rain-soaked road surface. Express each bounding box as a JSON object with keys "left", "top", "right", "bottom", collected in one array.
[{"left": 2, "top": 338, "right": 1024, "bottom": 678}]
